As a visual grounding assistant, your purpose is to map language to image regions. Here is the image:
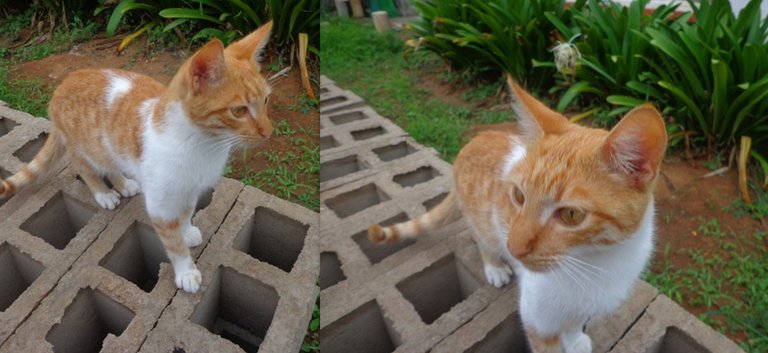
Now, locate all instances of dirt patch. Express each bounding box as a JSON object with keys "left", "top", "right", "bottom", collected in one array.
[{"left": 6, "top": 34, "right": 319, "bottom": 210}]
